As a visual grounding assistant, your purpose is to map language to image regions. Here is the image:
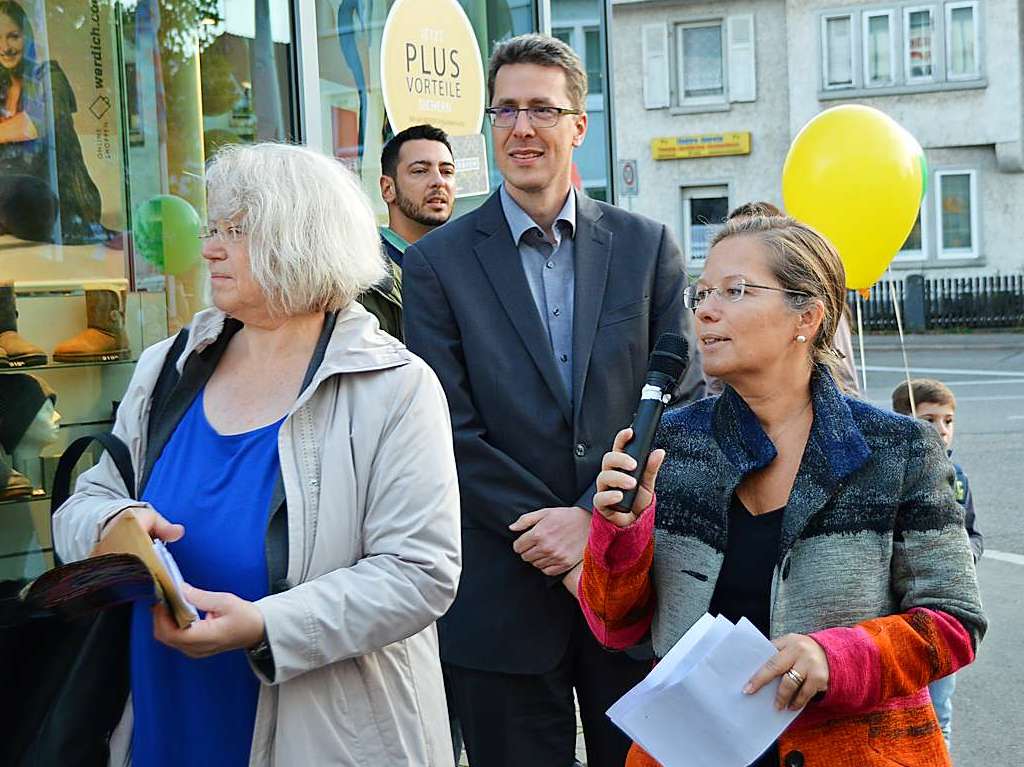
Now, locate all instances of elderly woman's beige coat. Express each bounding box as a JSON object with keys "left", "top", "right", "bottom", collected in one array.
[{"left": 53, "top": 305, "right": 462, "bottom": 766}]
